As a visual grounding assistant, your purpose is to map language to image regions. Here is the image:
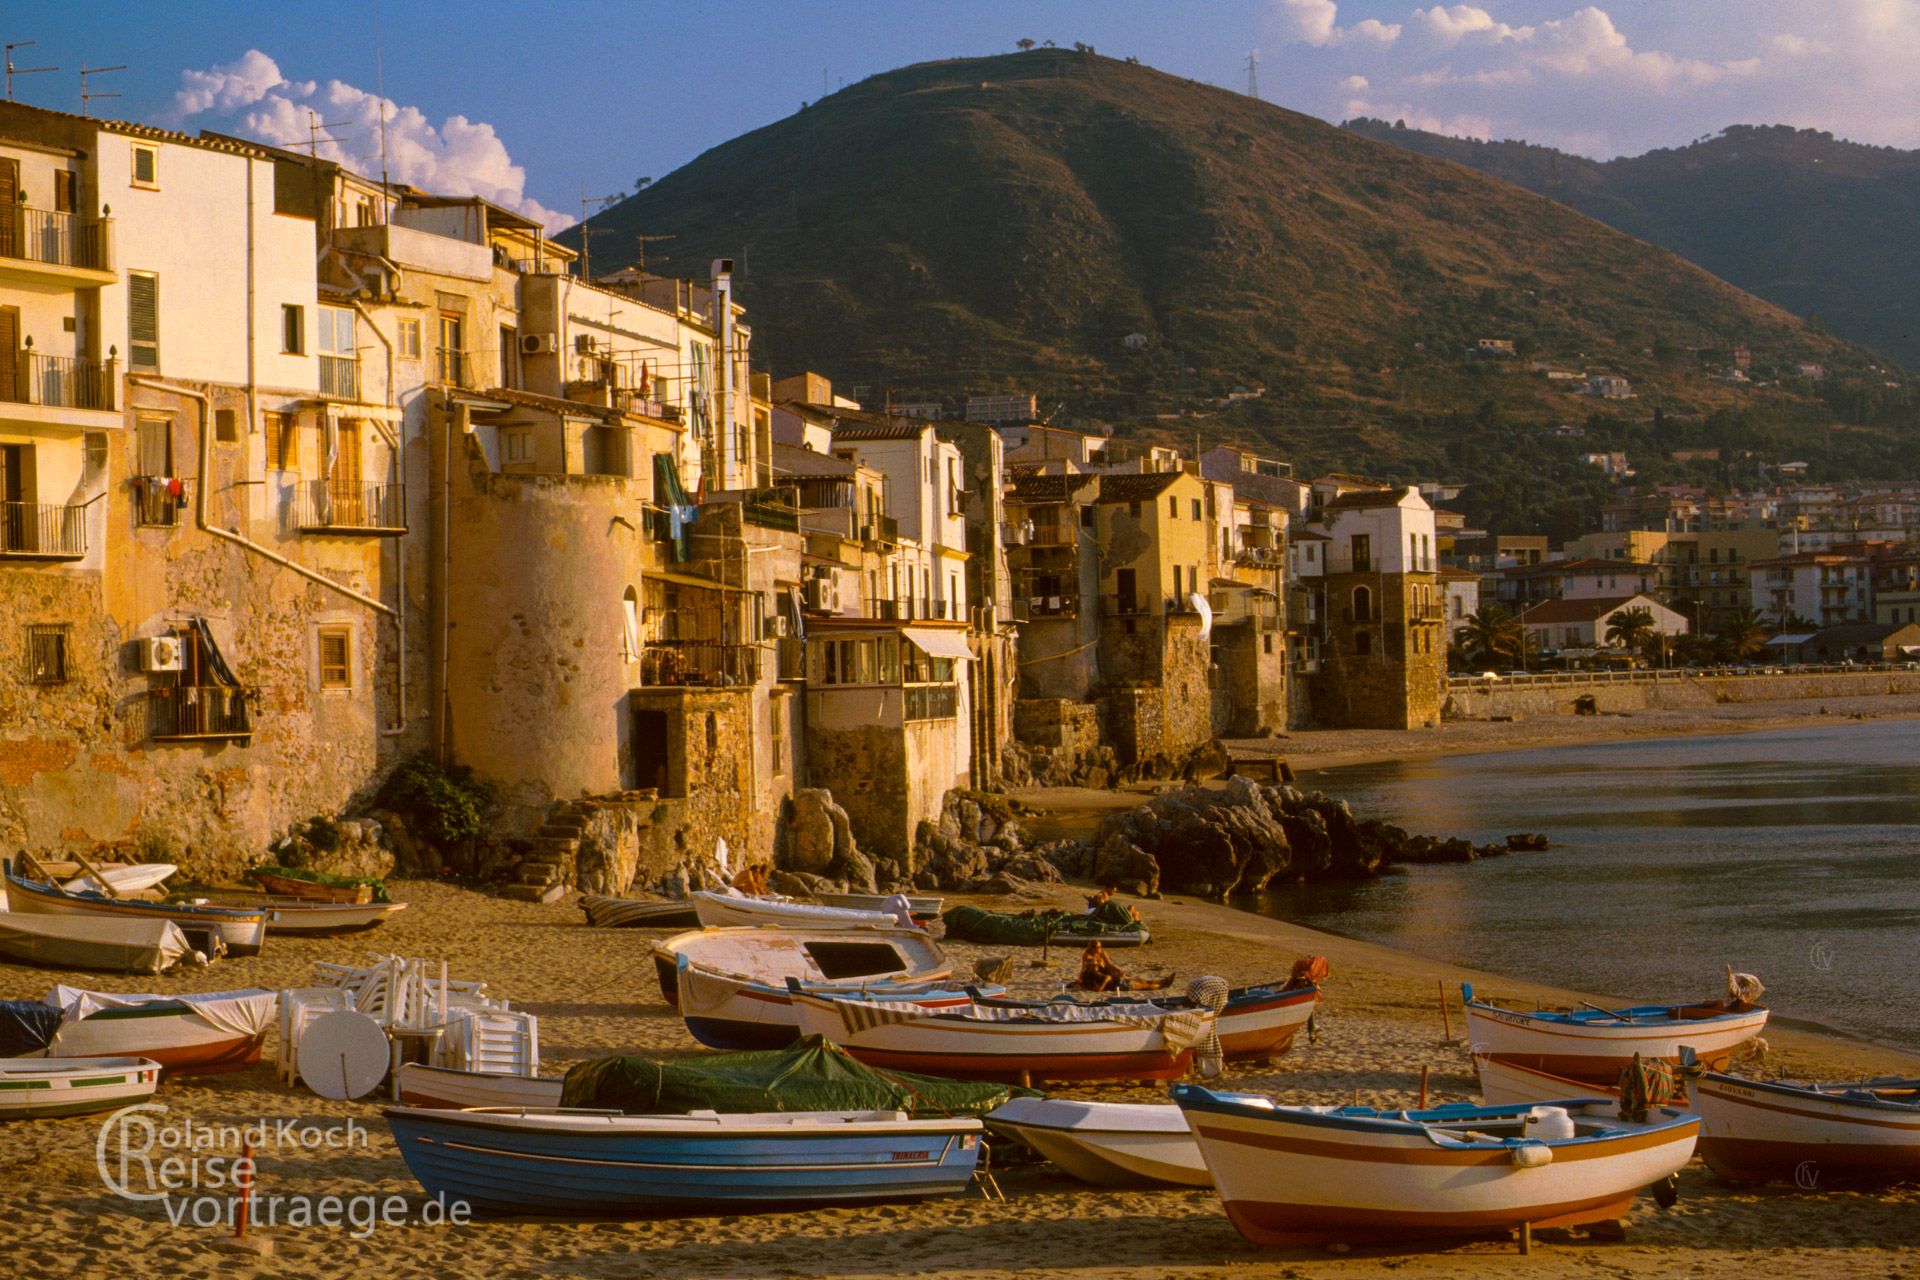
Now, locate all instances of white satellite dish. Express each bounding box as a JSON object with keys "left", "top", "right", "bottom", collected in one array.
[
  {"left": 1189, "top": 591, "right": 1214, "bottom": 642},
  {"left": 298, "top": 1011, "right": 391, "bottom": 1101}
]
